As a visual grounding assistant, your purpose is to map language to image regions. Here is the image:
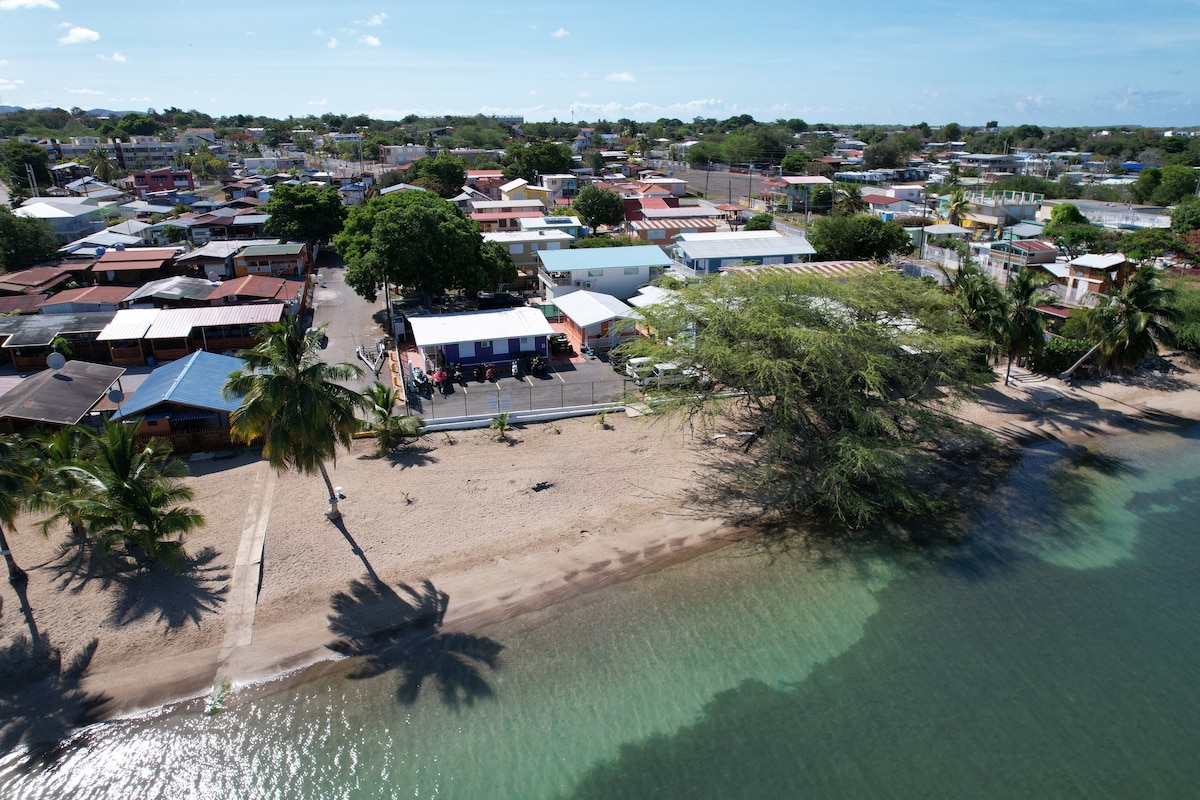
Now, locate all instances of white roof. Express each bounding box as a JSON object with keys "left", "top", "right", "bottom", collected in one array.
[
  {"left": 1070, "top": 253, "right": 1126, "bottom": 269},
  {"left": 472, "top": 199, "right": 545, "bottom": 212},
  {"left": 482, "top": 230, "right": 574, "bottom": 245},
  {"left": 553, "top": 290, "right": 634, "bottom": 327},
  {"left": 14, "top": 200, "right": 101, "bottom": 219},
  {"left": 675, "top": 233, "right": 816, "bottom": 261},
  {"left": 407, "top": 307, "right": 553, "bottom": 348},
  {"left": 1040, "top": 262, "right": 1071, "bottom": 279},
  {"left": 627, "top": 285, "right": 676, "bottom": 309},
  {"left": 675, "top": 230, "right": 781, "bottom": 243}
]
